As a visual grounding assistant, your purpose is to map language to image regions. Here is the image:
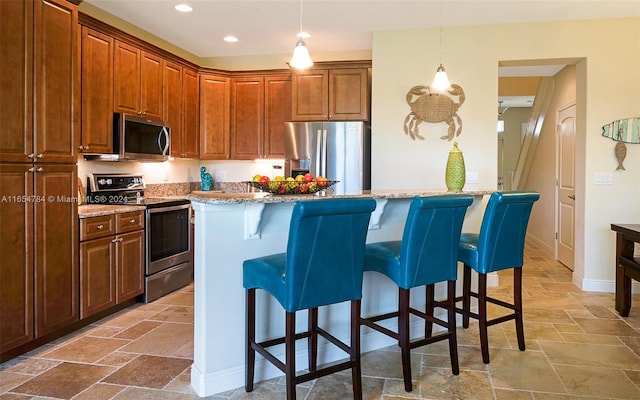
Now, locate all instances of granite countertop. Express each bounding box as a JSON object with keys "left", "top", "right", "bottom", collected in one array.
[
  {"left": 188, "top": 189, "right": 494, "bottom": 205},
  {"left": 78, "top": 204, "right": 146, "bottom": 218}
]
